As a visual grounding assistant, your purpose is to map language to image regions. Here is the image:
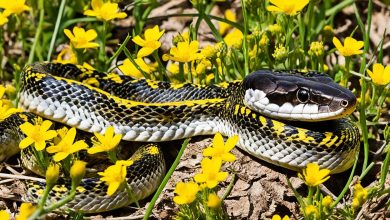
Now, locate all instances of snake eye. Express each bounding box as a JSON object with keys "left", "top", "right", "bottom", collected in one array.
[
  {"left": 297, "top": 89, "right": 310, "bottom": 103},
  {"left": 341, "top": 100, "right": 348, "bottom": 107}
]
